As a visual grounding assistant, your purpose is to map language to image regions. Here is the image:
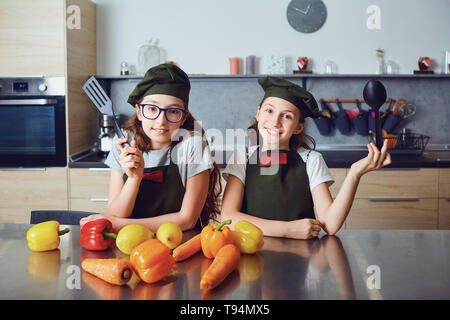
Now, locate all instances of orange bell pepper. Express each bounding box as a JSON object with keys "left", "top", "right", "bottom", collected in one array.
[
  {"left": 201, "top": 219, "right": 234, "bottom": 259},
  {"left": 130, "top": 239, "right": 174, "bottom": 284}
]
